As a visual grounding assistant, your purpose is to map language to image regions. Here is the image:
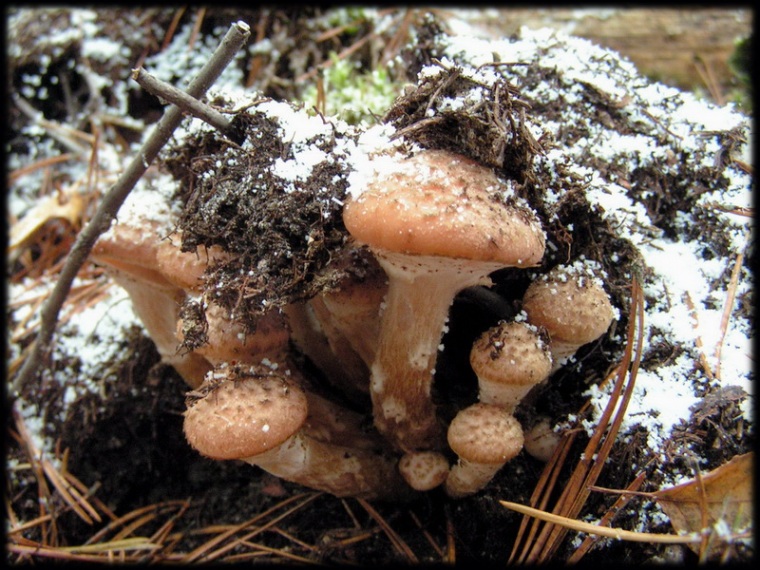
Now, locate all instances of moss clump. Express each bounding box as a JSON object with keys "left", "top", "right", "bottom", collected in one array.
[{"left": 301, "top": 52, "right": 400, "bottom": 125}]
